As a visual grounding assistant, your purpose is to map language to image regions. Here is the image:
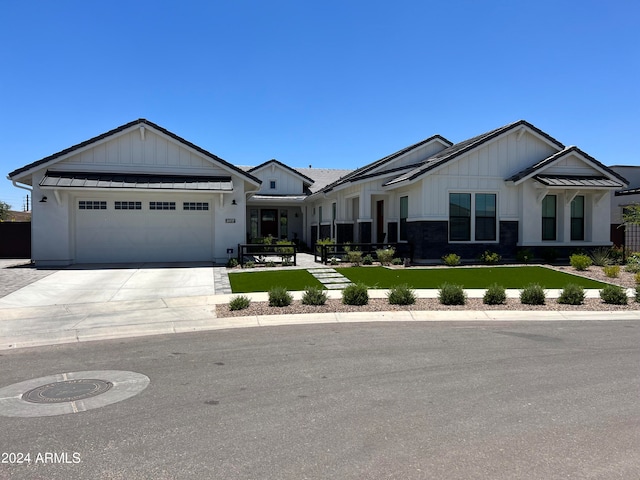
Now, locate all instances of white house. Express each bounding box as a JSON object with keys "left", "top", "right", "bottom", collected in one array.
[
  {"left": 609, "top": 165, "right": 640, "bottom": 251},
  {"left": 7, "top": 119, "right": 627, "bottom": 266}
]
